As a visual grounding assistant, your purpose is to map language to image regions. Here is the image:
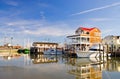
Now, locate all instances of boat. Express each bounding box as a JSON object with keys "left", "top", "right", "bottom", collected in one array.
[
  {"left": 76, "top": 44, "right": 106, "bottom": 58},
  {"left": 44, "top": 48, "right": 63, "bottom": 55},
  {"left": 17, "top": 49, "right": 30, "bottom": 54}
]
